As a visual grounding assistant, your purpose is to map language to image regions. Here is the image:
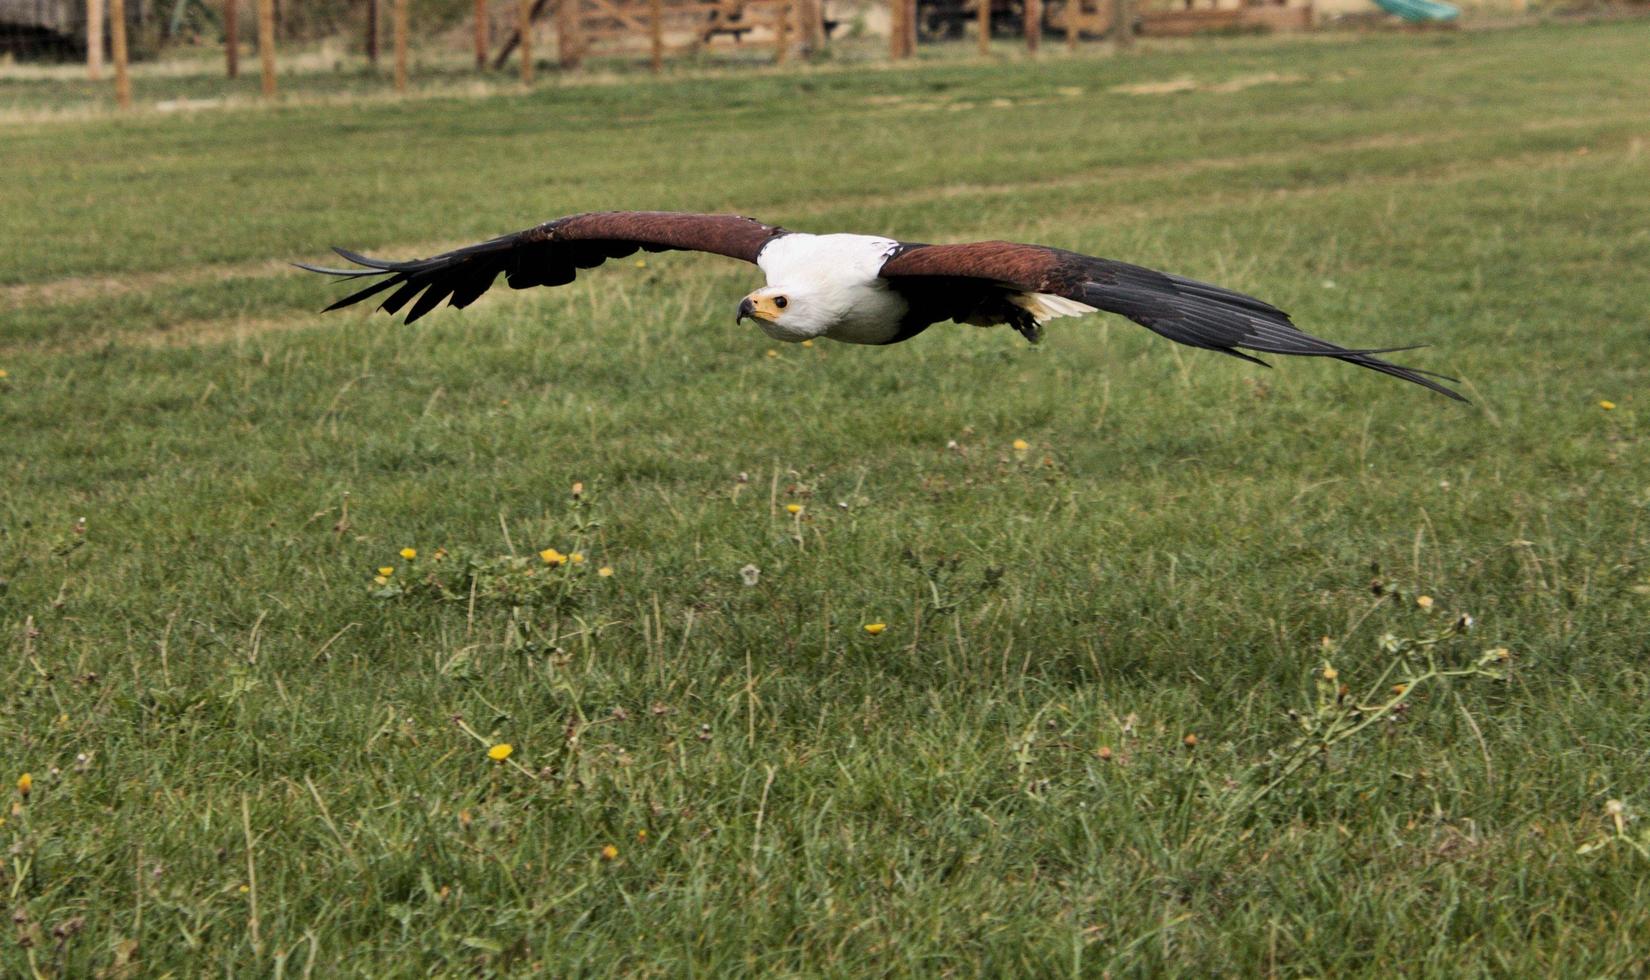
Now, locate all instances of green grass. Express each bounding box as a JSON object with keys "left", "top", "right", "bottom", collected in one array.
[{"left": 4, "top": 20, "right": 1650, "bottom": 976}]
